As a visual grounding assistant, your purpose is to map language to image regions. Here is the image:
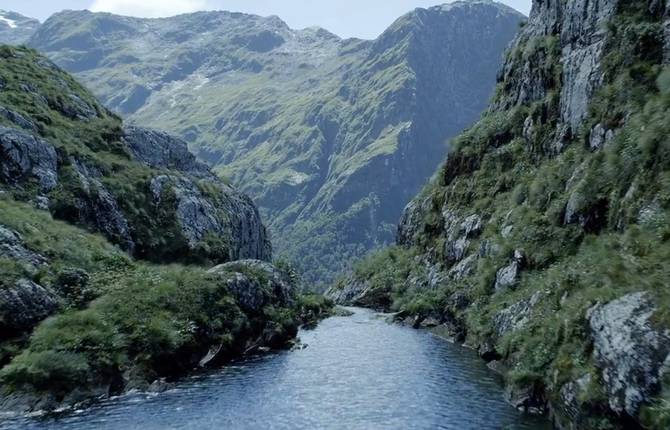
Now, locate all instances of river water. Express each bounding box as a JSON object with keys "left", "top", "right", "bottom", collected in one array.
[{"left": 1, "top": 308, "right": 550, "bottom": 430}]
